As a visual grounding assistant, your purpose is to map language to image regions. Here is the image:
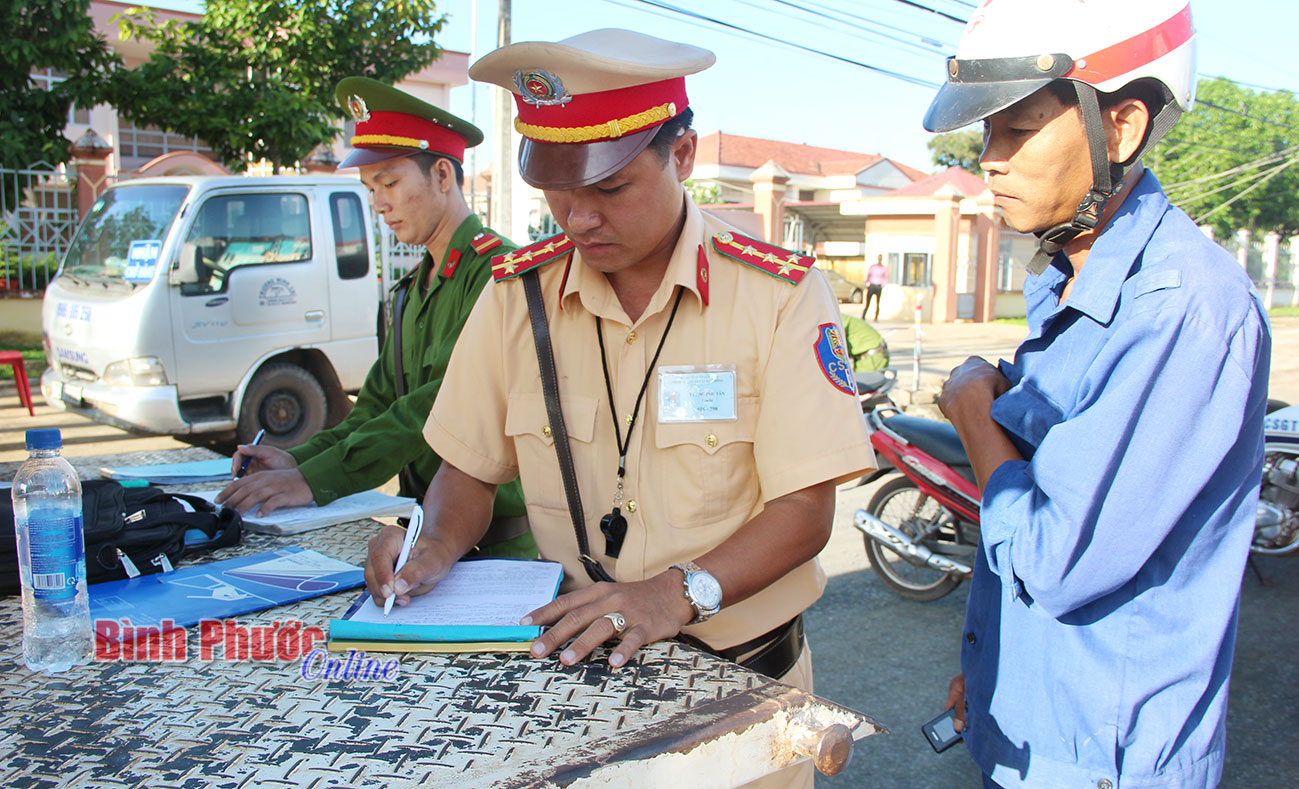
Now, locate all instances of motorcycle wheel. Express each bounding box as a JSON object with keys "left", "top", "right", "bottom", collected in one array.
[{"left": 863, "top": 476, "right": 963, "bottom": 602}]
